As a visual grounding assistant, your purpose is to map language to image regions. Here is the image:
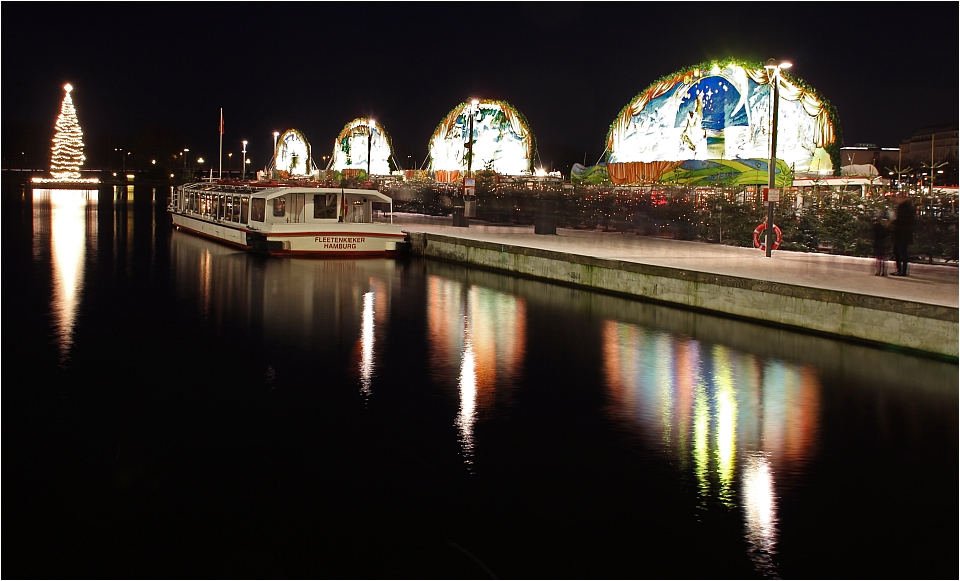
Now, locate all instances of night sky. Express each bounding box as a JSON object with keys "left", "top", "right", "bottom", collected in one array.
[{"left": 3, "top": 2, "right": 958, "bottom": 174}]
